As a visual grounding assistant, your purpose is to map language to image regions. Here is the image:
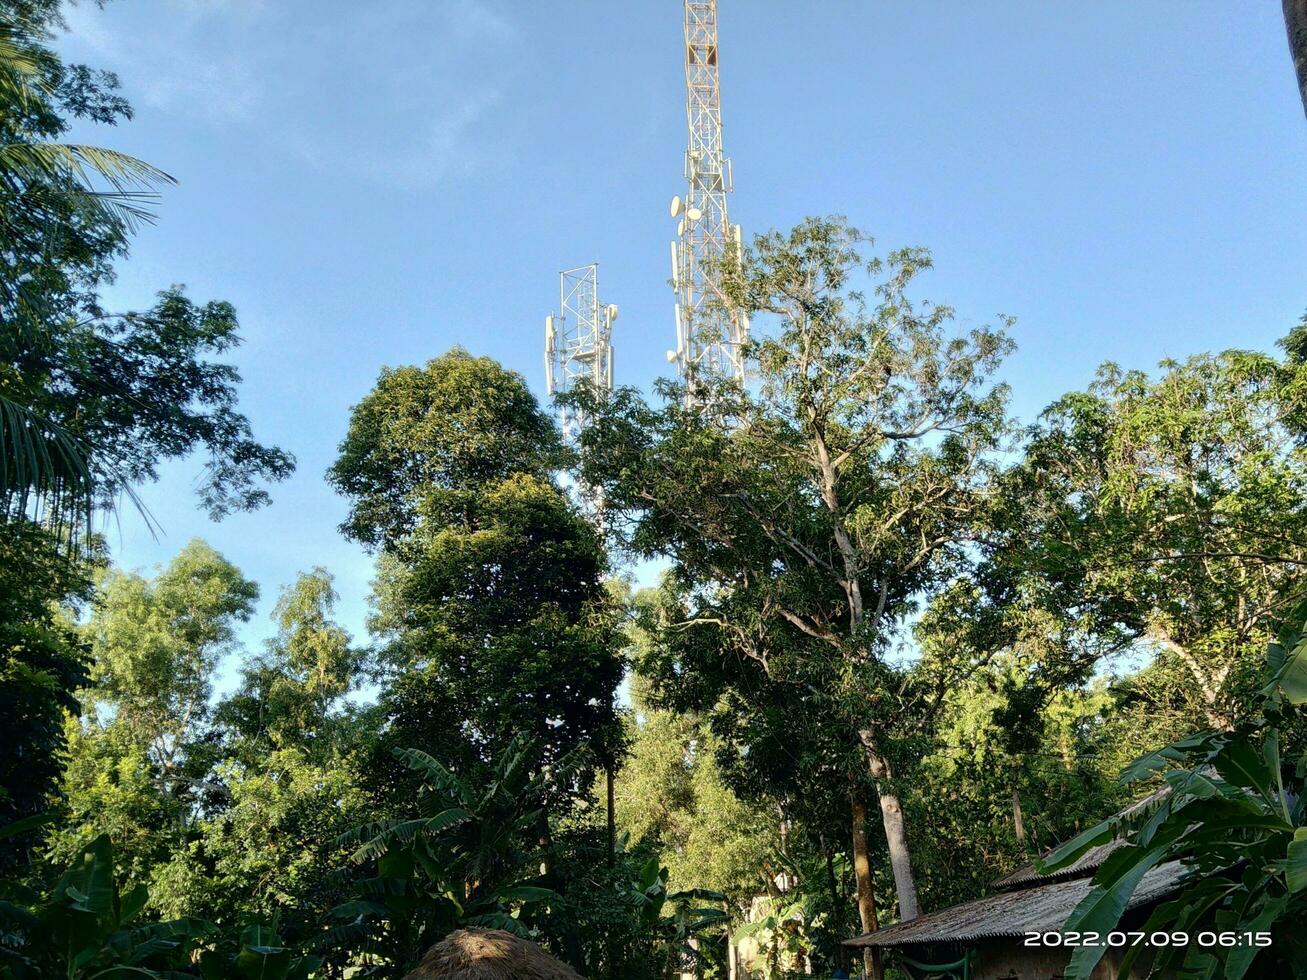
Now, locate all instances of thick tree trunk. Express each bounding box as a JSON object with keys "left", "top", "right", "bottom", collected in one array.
[
  {"left": 1012, "top": 787, "right": 1026, "bottom": 845},
  {"left": 850, "top": 793, "right": 883, "bottom": 980},
  {"left": 875, "top": 788, "right": 919, "bottom": 921},
  {"left": 1286, "top": 0, "right": 1307, "bottom": 120},
  {"left": 860, "top": 738, "right": 921, "bottom": 922}
]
